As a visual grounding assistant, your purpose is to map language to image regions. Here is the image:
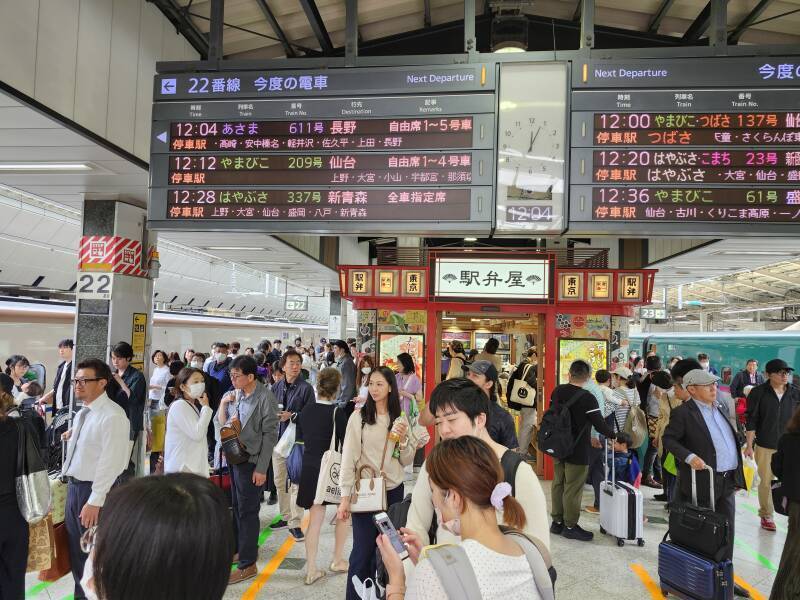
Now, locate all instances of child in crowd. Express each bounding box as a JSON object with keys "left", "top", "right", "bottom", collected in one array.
[
  {"left": 16, "top": 381, "right": 43, "bottom": 410},
  {"left": 607, "top": 431, "right": 641, "bottom": 487}
]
